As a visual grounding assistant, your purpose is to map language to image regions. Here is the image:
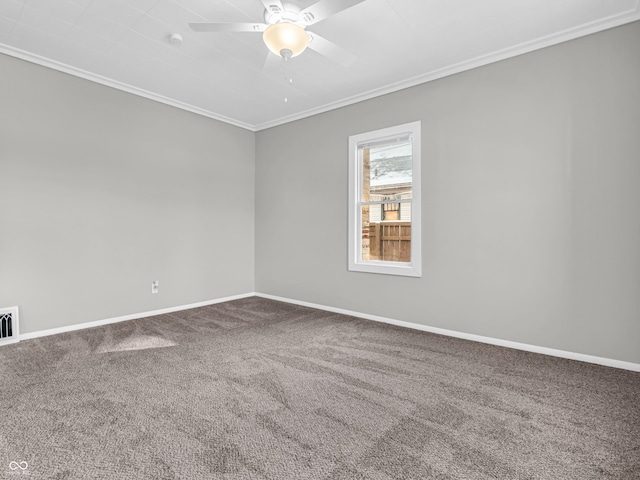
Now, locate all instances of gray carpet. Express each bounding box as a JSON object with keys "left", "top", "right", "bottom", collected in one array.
[{"left": 0, "top": 297, "right": 638, "bottom": 479}]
